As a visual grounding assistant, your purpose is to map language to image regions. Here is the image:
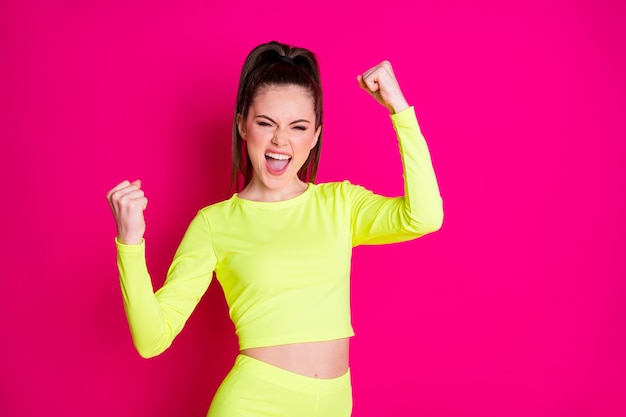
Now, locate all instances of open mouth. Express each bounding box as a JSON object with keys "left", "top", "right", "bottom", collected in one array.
[{"left": 265, "top": 152, "right": 292, "bottom": 174}]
